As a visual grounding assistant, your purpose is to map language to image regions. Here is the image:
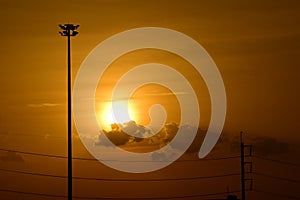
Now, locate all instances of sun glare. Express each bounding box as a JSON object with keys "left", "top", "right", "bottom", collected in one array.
[{"left": 98, "top": 100, "right": 136, "bottom": 130}]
